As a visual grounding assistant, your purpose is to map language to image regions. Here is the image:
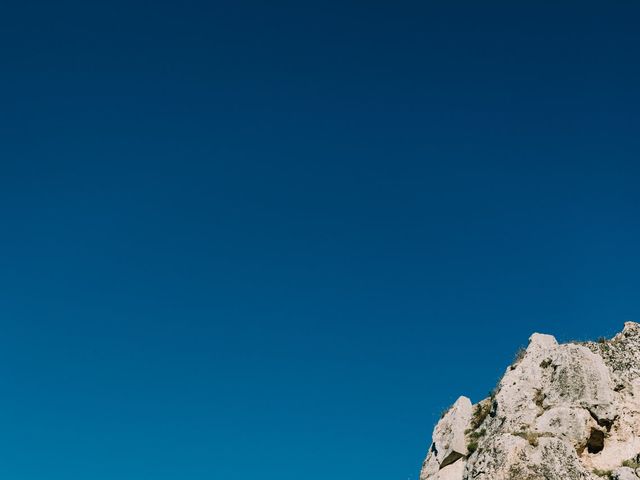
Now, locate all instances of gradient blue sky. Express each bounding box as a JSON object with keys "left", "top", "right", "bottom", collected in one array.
[{"left": 1, "top": 2, "right": 639, "bottom": 479}]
